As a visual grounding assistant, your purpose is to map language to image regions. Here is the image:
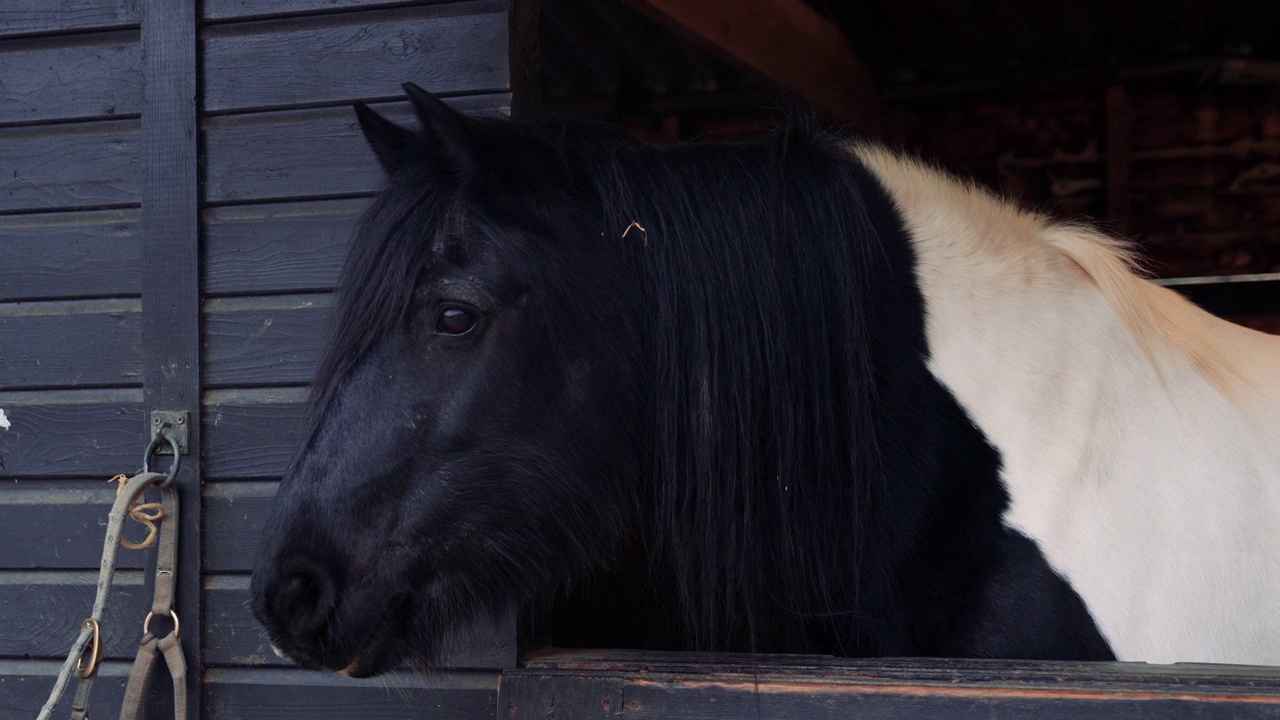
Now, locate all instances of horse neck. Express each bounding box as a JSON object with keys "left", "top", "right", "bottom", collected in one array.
[{"left": 854, "top": 145, "right": 1198, "bottom": 501}]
